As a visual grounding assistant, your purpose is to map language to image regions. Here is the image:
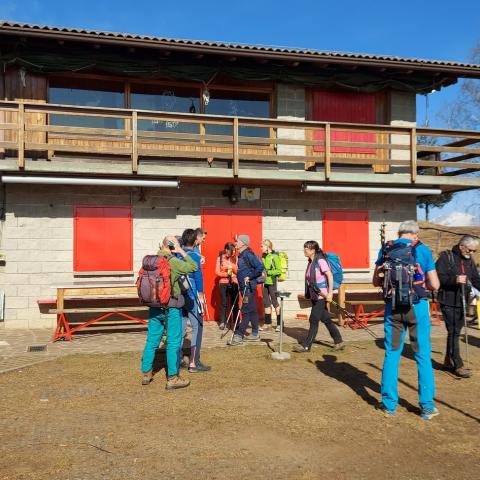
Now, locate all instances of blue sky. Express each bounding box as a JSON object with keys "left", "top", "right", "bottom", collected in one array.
[{"left": 1, "top": 0, "right": 479, "bottom": 221}]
